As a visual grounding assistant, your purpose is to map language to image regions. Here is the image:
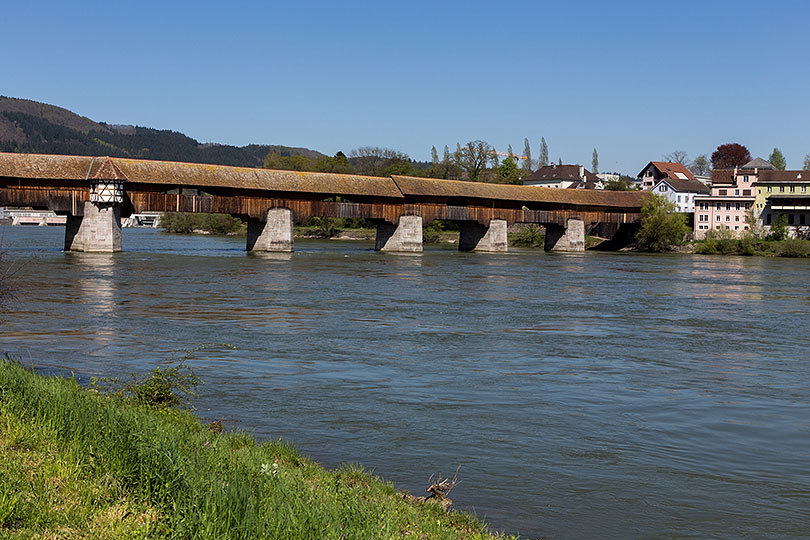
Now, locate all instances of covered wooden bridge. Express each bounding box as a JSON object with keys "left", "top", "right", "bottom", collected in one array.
[{"left": 0, "top": 152, "right": 643, "bottom": 253}]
